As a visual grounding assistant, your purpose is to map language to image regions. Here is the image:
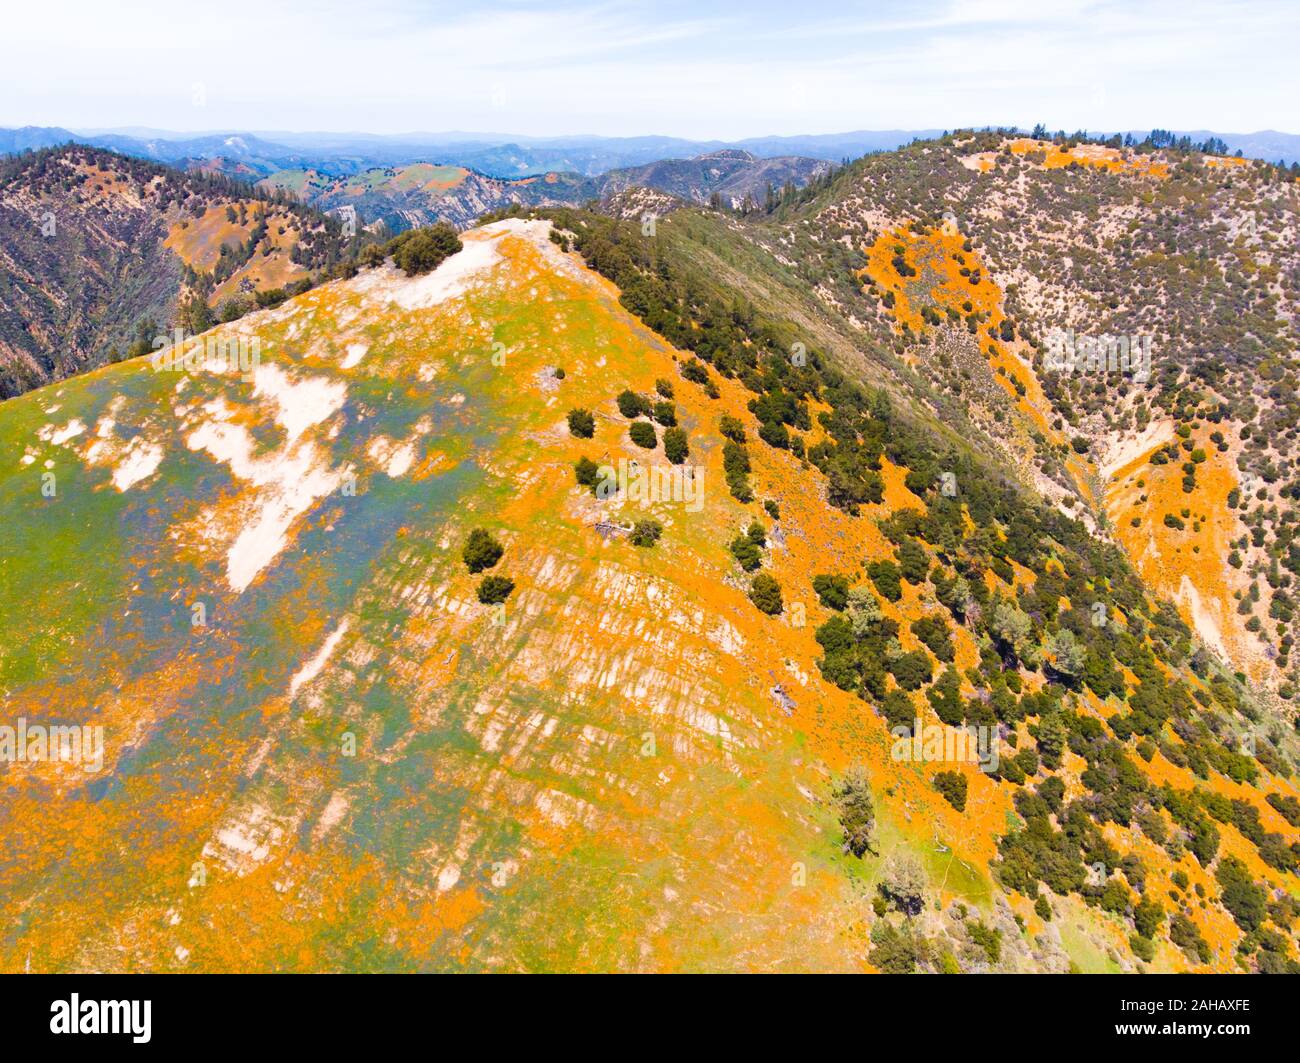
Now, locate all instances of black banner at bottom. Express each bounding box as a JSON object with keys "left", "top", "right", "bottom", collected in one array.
[{"left": 1, "top": 972, "right": 1287, "bottom": 1051}]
